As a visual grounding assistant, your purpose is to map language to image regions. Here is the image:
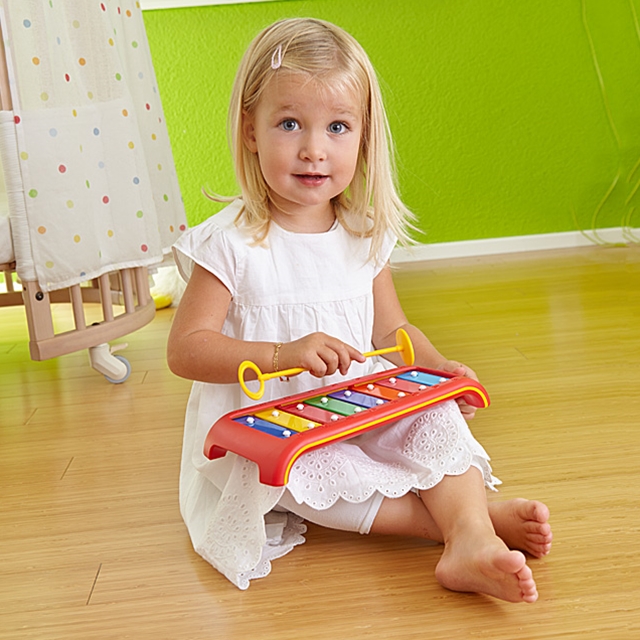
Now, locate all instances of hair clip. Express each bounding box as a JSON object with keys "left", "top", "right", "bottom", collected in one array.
[{"left": 271, "top": 44, "right": 283, "bottom": 70}]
